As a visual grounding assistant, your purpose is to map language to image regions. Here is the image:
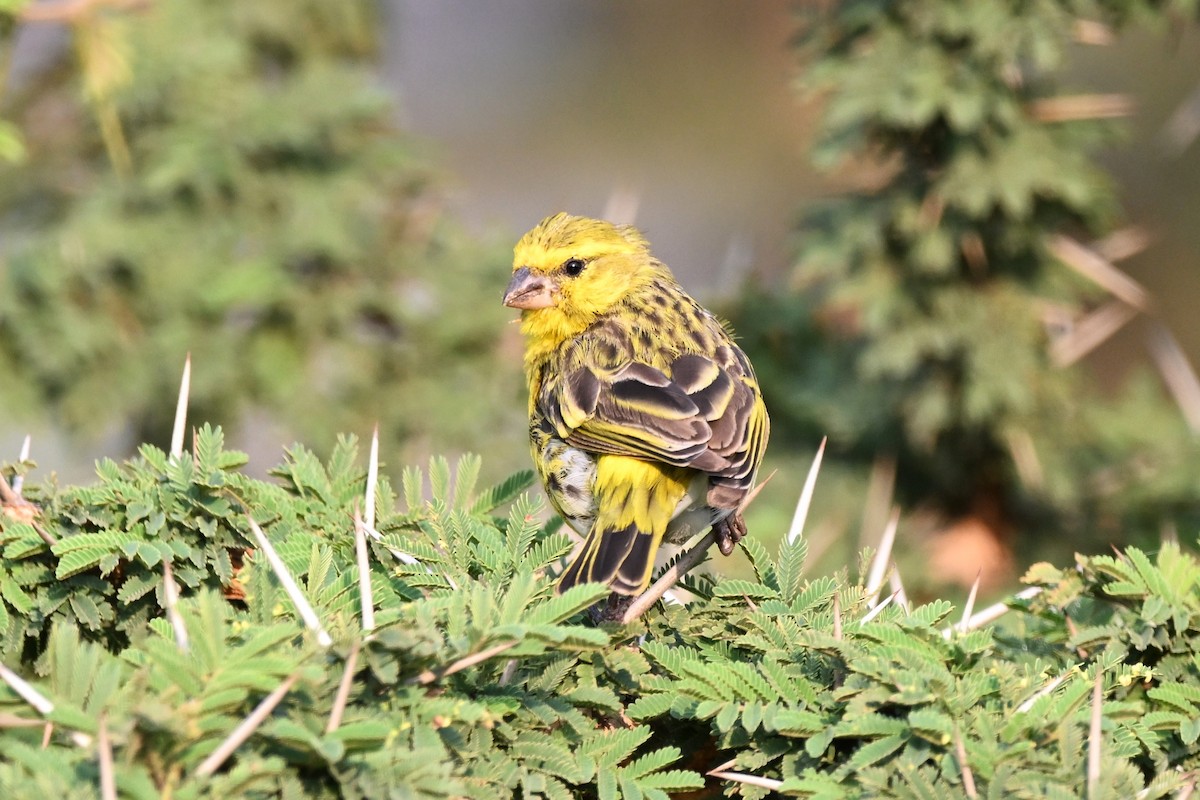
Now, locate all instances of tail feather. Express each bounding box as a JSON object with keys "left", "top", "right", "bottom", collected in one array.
[{"left": 557, "top": 522, "right": 661, "bottom": 596}]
